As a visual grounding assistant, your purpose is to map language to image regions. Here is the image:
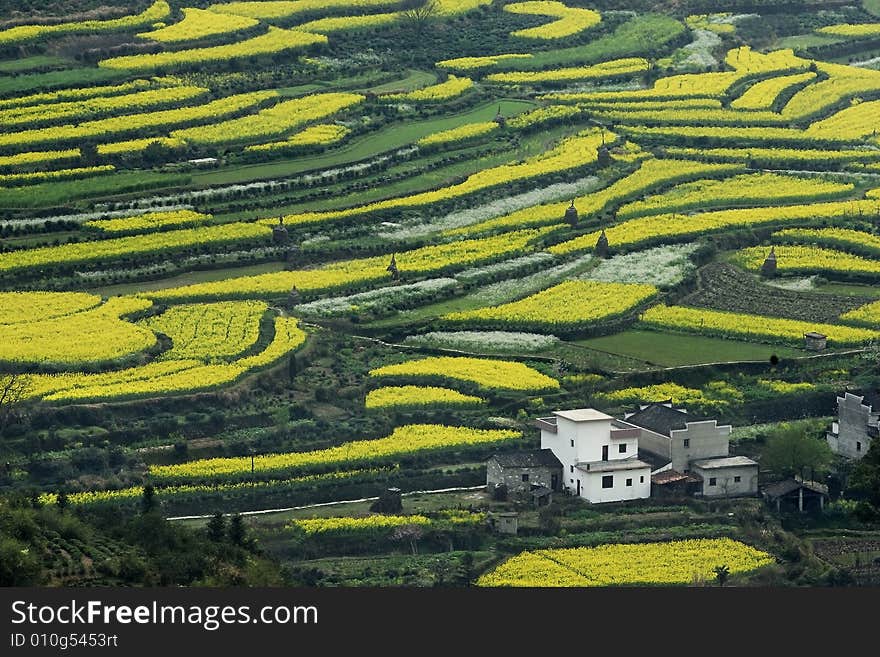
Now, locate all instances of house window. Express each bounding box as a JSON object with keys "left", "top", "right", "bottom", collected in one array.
[
  {"left": 602, "top": 475, "right": 614, "bottom": 489},
  {"left": 571, "top": 439, "right": 575, "bottom": 447},
  {"left": 626, "top": 478, "right": 633, "bottom": 487},
  {"left": 521, "top": 473, "right": 529, "bottom": 482},
  {"left": 683, "top": 439, "right": 690, "bottom": 448},
  {"left": 734, "top": 476, "right": 741, "bottom": 483},
  {"left": 709, "top": 477, "right": 717, "bottom": 486},
  {"left": 619, "top": 443, "right": 627, "bottom": 454},
  {"left": 640, "top": 476, "right": 644, "bottom": 483},
  {"left": 857, "top": 441, "right": 862, "bottom": 452},
  {"left": 570, "top": 465, "right": 574, "bottom": 473},
  {"left": 570, "top": 479, "right": 574, "bottom": 484}
]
